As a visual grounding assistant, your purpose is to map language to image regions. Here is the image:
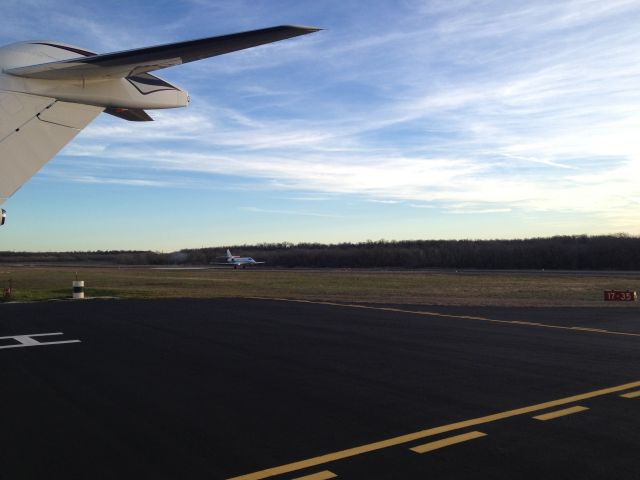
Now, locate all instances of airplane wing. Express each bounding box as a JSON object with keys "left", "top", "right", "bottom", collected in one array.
[
  {"left": 6, "top": 25, "right": 320, "bottom": 81},
  {"left": 0, "top": 91, "right": 102, "bottom": 203}
]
